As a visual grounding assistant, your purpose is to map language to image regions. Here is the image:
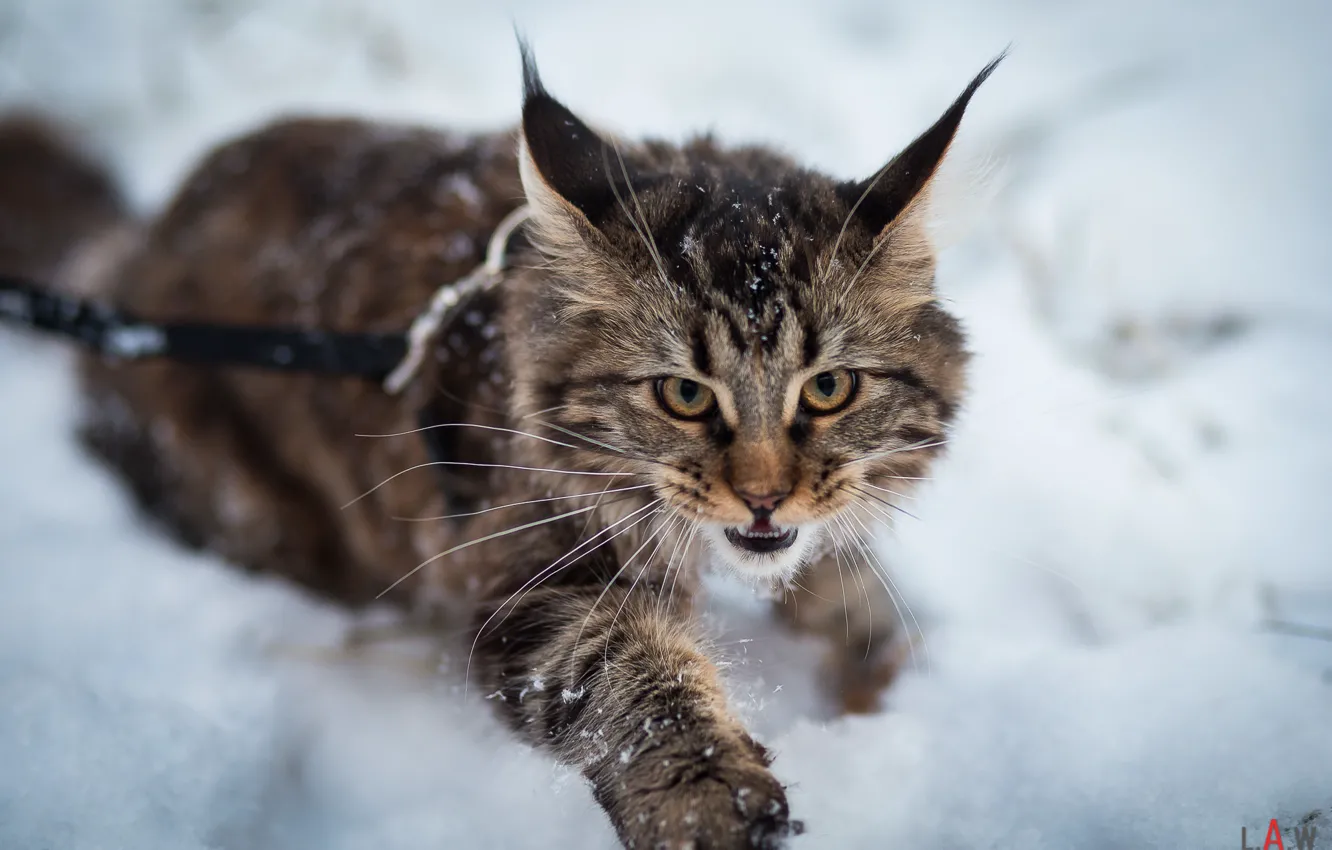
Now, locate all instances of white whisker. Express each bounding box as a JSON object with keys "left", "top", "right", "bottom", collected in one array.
[
  {"left": 465, "top": 500, "right": 664, "bottom": 691},
  {"left": 571, "top": 513, "right": 680, "bottom": 672},
  {"left": 850, "top": 494, "right": 897, "bottom": 528},
  {"left": 653, "top": 521, "right": 683, "bottom": 620},
  {"left": 823, "top": 159, "right": 894, "bottom": 289},
  {"left": 834, "top": 514, "right": 911, "bottom": 670},
  {"left": 838, "top": 438, "right": 950, "bottom": 469},
  {"left": 859, "top": 481, "right": 917, "bottom": 501},
  {"left": 487, "top": 500, "right": 665, "bottom": 633},
  {"left": 601, "top": 515, "right": 678, "bottom": 673},
  {"left": 355, "top": 422, "right": 579, "bottom": 451},
  {"left": 343, "top": 462, "right": 643, "bottom": 509},
  {"left": 828, "top": 526, "right": 853, "bottom": 647},
  {"left": 852, "top": 485, "right": 920, "bottom": 522},
  {"left": 519, "top": 404, "right": 568, "bottom": 420},
  {"left": 392, "top": 484, "right": 654, "bottom": 522},
  {"left": 842, "top": 507, "right": 932, "bottom": 676},
  {"left": 376, "top": 503, "right": 601, "bottom": 599},
  {"left": 663, "top": 519, "right": 701, "bottom": 616},
  {"left": 578, "top": 471, "right": 626, "bottom": 538},
  {"left": 605, "top": 141, "right": 670, "bottom": 286},
  {"left": 529, "top": 419, "right": 629, "bottom": 455}
]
